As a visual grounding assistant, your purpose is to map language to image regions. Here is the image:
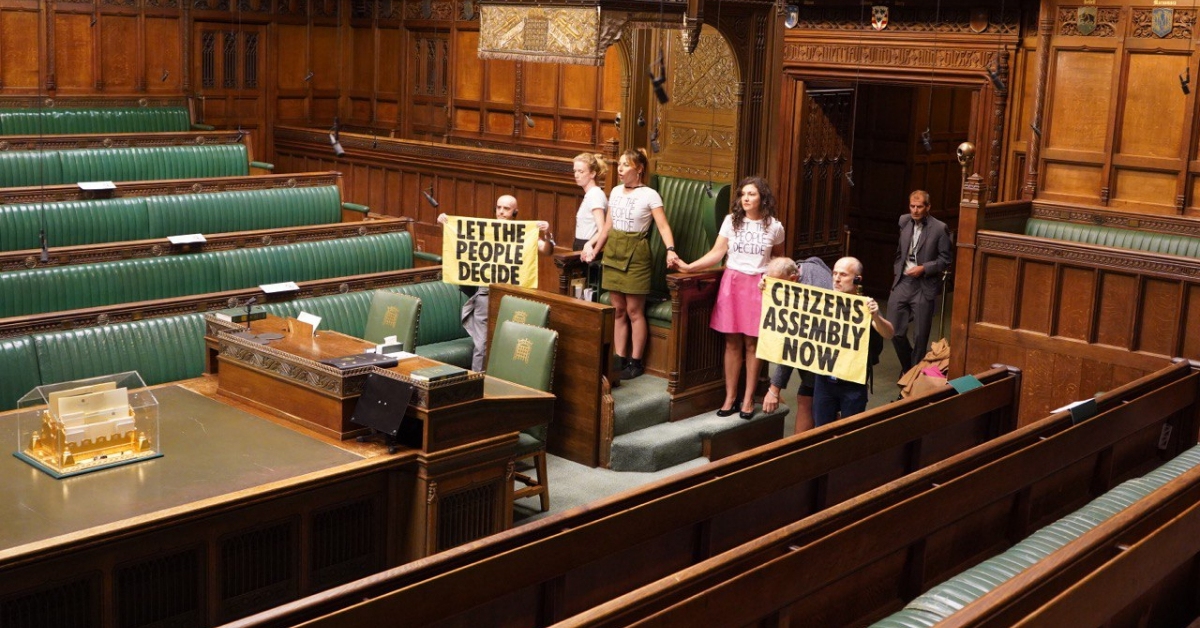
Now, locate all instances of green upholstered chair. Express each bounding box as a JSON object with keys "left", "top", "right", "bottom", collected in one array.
[
  {"left": 494, "top": 295, "right": 551, "bottom": 328},
  {"left": 487, "top": 320, "right": 558, "bottom": 512},
  {"left": 363, "top": 291, "right": 421, "bottom": 351}
]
